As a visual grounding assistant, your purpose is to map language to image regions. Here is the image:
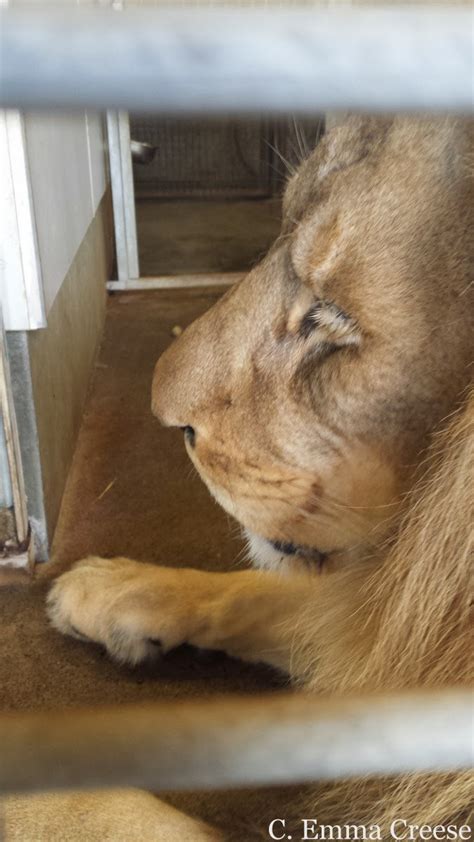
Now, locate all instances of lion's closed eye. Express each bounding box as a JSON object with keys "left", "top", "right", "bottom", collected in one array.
[
  {"left": 288, "top": 297, "right": 361, "bottom": 357},
  {"left": 299, "top": 300, "right": 358, "bottom": 343}
]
